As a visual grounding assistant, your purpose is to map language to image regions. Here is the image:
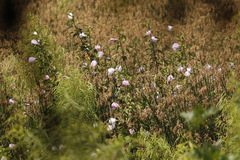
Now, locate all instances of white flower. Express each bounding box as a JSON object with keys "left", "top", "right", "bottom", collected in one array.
[
  {"left": 108, "top": 68, "right": 115, "bottom": 75},
  {"left": 1, "top": 156, "right": 7, "bottom": 160},
  {"left": 107, "top": 125, "right": 114, "bottom": 131},
  {"left": 184, "top": 71, "right": 190, "bottom": 77},
  {"left": 98, "top": 51, "right": 103, "bottom": 58},
  {"left": 91, "top": 60, "right": 97, "bottom": 67},
  {"left": 116, "top": 66, "right": 122, "bottom": 71},
  {"left": 146, "top": 30, "right": 151, "bottom": 35},
  {"left": 172, "top": 43, "right": 180, "bottom": 51},
  {"left": 187, "top": 67, "right": 192, "bottom": 72},
  {"left": 9, "top": 99, "right": 15, "bottom": 104},
  {"left": 217, "top": 68, "right": 222, "bottom": 72},
  {"left": 177, "top": 66, "right": 184, "bottom": 72},
  {"left": 79, "top": 32, "right": 86, "bottom": 38},
  {"left": 151, "top": 36, "right": 158, "bottom": 42},
  {"left": 206, "top": 64, "right": 212, "bottom": 71},
  {"left": 109, "top": 118, "right": 116, "bottom": 128},
  {"left": 95, "top": 45, "right": 100, "bottom": 50},
  {"left": 68, "top": 13, "right": 73, "bottom": 19},
  {"left": 229, "top": 62, "right": 235, "bottom": 68},
  {"left": 9, "top": 144, "right": 15, "bottom": 149},
  {"left": 175, "top": 85, "right": 181, "bottom": 90},
  {"left": 31, "top": 39, "right": 38, "bottom": 45},
  {"left": 168, "top": 25, "right": 173, "bottom": 31},
  {"left": 167, "top": 75, "right": 174, "bottom": 82},
  {"left": 33, "top": 31, "right": 37, "bottom": 35}
]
